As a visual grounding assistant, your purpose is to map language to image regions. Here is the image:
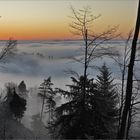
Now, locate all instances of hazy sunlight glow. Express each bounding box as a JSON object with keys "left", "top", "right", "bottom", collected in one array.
[{"left": 0, "top": 0, "right": 138, "bottom": 40}]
